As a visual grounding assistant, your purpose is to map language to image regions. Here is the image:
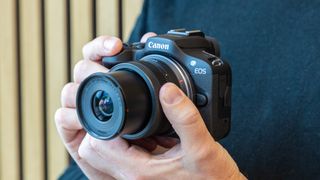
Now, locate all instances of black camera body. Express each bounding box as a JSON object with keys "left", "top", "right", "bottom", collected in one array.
[{"left": 76, "top": 29, "right": 231, "bottom": 141}]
